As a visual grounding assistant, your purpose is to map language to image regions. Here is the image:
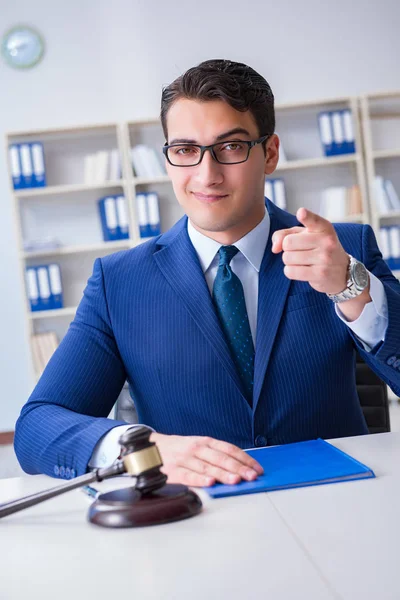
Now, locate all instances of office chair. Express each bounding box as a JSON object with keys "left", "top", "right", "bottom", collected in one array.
[{"left": 356, "top": 352, "right": 391, "bottom": 434}]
